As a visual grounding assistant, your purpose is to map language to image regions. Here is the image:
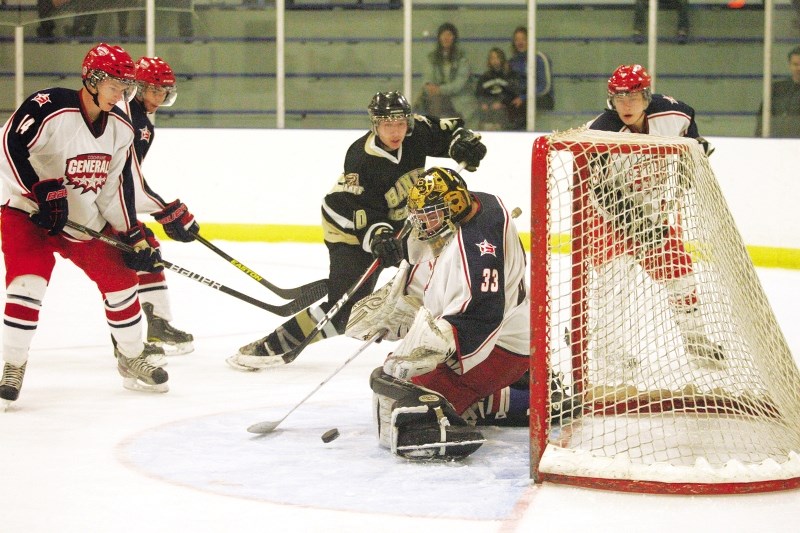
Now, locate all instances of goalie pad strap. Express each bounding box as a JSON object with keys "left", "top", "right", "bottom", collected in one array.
[{"left": 370, "top": 367, "right": 484, "bottom": 460}]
